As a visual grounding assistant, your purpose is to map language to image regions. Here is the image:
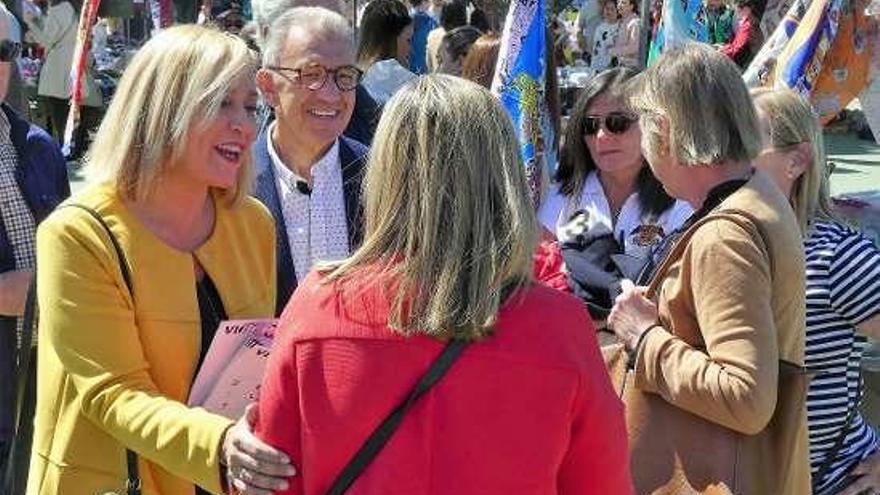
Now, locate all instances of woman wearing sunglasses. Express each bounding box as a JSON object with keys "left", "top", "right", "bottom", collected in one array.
[{"left": 538, "top": 67, "right": 692, "bottom": 320}]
